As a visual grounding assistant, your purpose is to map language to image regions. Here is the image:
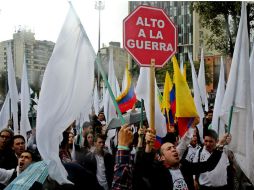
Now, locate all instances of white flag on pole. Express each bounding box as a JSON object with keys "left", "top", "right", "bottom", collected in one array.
[
  {"left": 7, "top": 44, "right": 19, "bottom": 134},
  {"left": 20, "top": 56, "right": 32, "bottom": 142},
  {"left": 250, "top": 44, "right": 254, "bottom": 131},
  {"left": 220, "top": 2, "right": 254, "bottom": 184},
  {"left": 211, "top": 57, "right": 225, "bottom": 137},
  {"left": 103, "top": 47, "right": 120, "bottom": 124},
  {"left": 188, "top": 53, "right": 204, "bottom": 140},
  {"left": 103, "top": 48, "right": 121, "bottom": 154},
  {"left": 93, "top": 81, "right": 100, "bottom": 115},
  {"left": 36, "top": 4, "right": 95, "bottom": 184},
  {"left": 136, "top": 67, "right": 166, "bottom": 138},
  {"left": 198, "top": 48, "right": 209, "bottom": 112},
  {"left": 0, "top": 92, "right": 10, "bottom": 130}
]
